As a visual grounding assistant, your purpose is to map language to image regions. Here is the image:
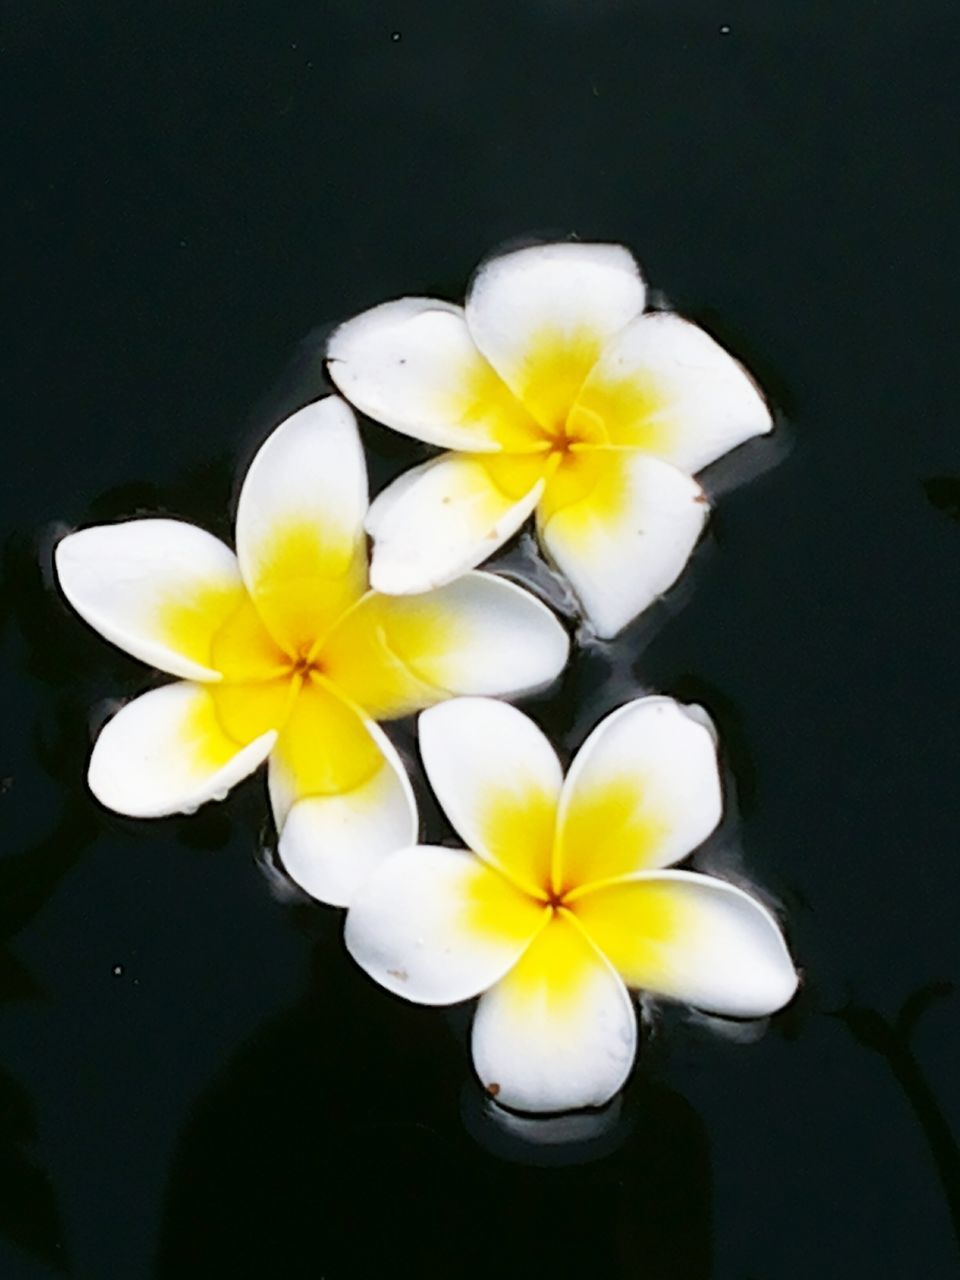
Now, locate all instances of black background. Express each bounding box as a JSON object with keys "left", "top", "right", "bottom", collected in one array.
[{"left": 3, "top": 2, "right": 960, "bottom": 1276}]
